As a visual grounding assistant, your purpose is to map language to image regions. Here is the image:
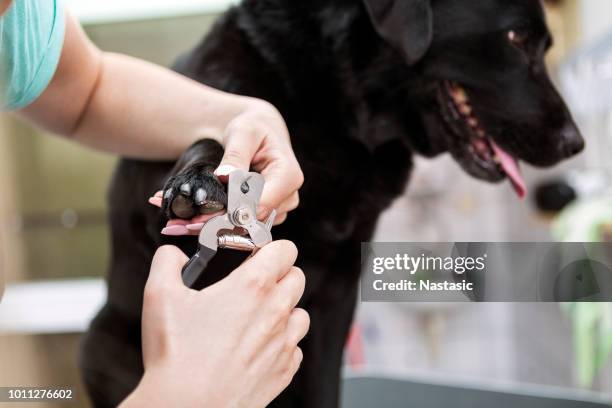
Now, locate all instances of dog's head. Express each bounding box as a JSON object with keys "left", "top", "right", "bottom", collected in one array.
[{"left": 364, "top": 0, "right": 584, "bottom": 197}]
